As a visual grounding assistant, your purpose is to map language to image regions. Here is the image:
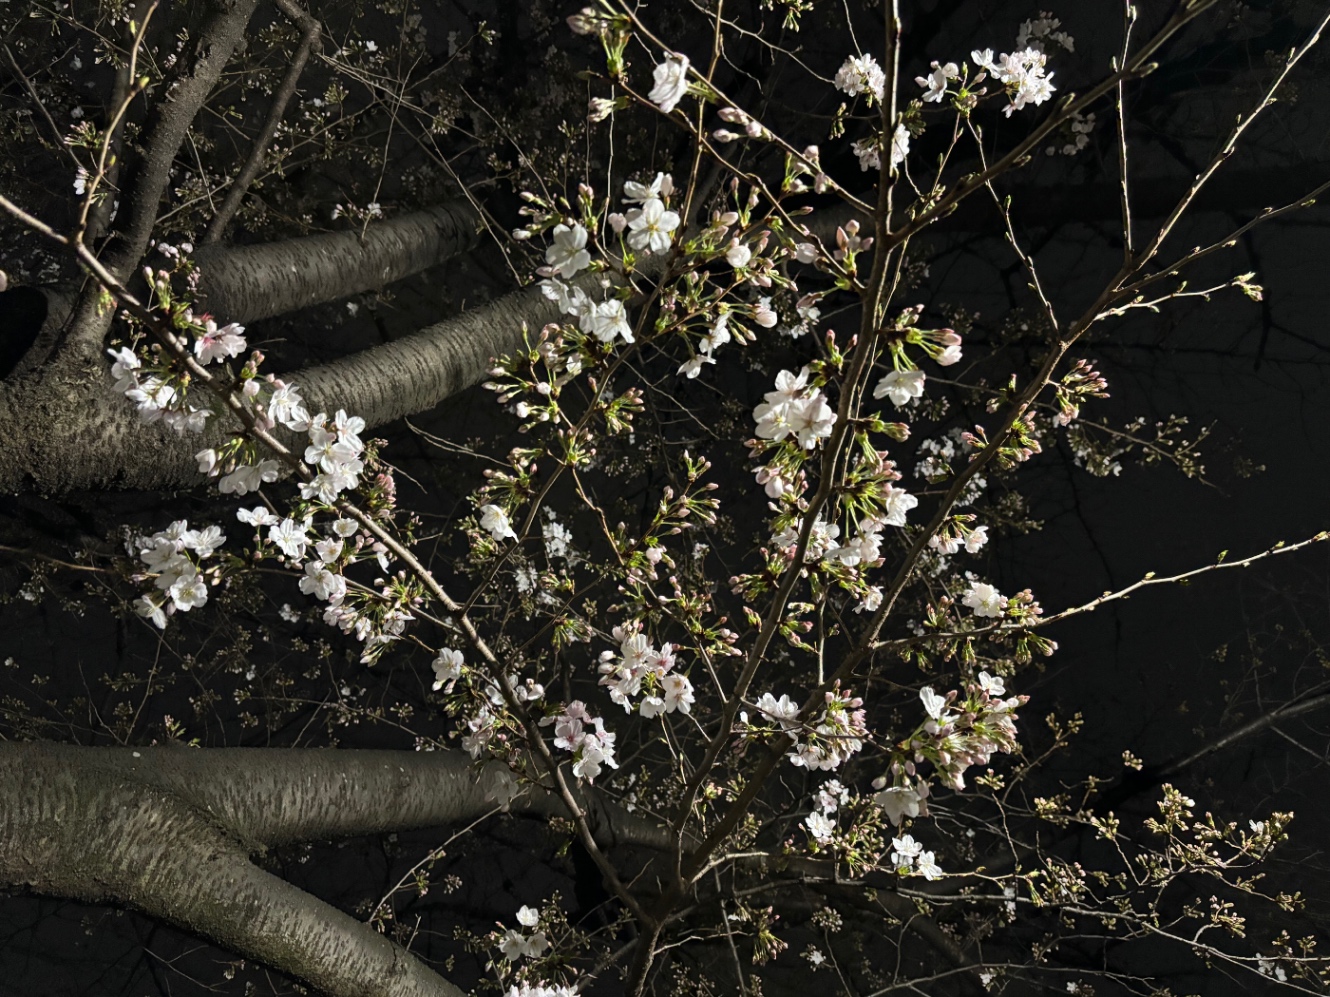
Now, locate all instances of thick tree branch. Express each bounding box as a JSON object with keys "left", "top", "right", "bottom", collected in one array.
[
  {"left": 0, "top": 742, "right": 467, "bottom": 997},
  {"left": 64, "top": 0, "right": 261, "bottom": 358},
  {"left": 0, "top": 743, "right": 673, "bottom": 996},
  {"left": 0, "top": 201, "right": 483, "bottom": 494},
  {"left": 193, "top": 200, "right": 479, "bottom": 323},
  {"left": 202, "top": 0, "right": 323, "bottom": 245}
]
